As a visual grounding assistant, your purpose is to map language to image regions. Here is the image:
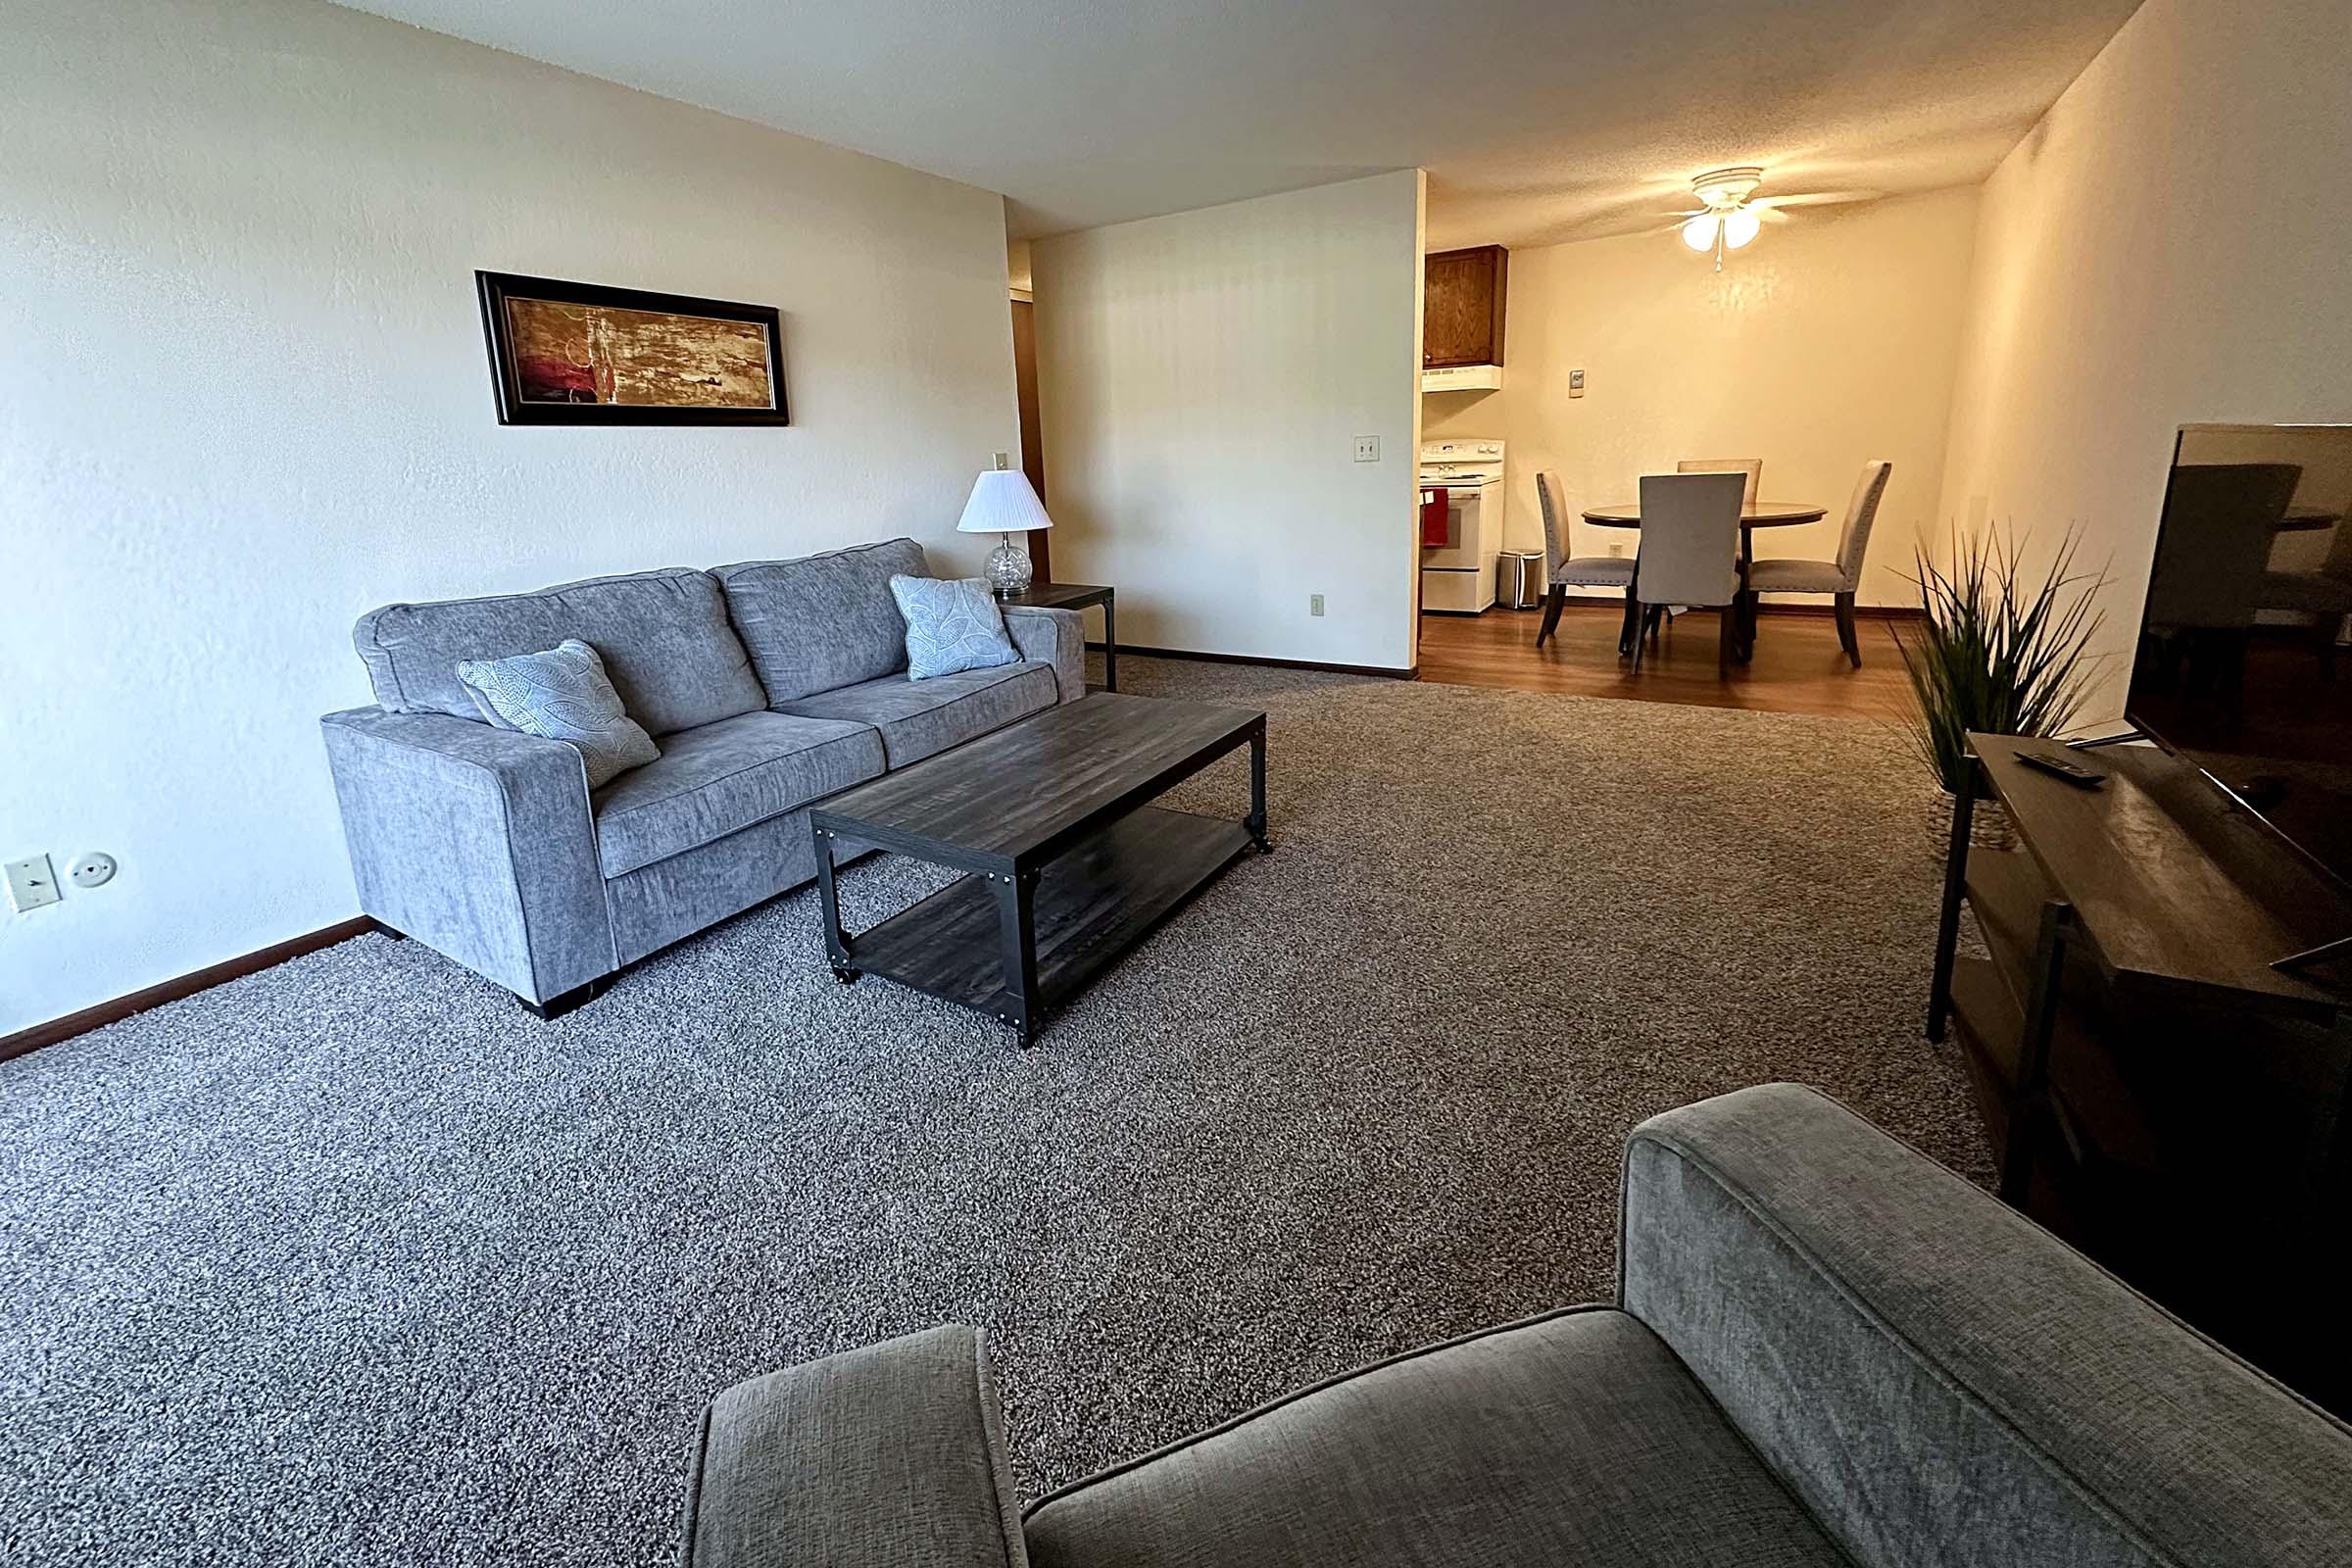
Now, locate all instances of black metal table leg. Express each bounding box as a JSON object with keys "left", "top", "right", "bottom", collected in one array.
[
  {"left": 991, "top": 867, "right": 1042, "bottom": 1046},
  {"left": 1102, "top": 593, "right": 1117, "bottom": 692},
  {"left": 814, "top": 825, "right": 858, "bottom": 983},
  {"left": 1999, "top": 900, "right": 2075, "bottom": 1207},
  {"left": 2300, "top": 1010, "right": 2352, "bottom": 1190},
  {"left": 1246, "top": 722, "right": 1271, "bottom": 853},
  {"left": 1927, "top": 761, "right": 1979, "bottom": 1041}
]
